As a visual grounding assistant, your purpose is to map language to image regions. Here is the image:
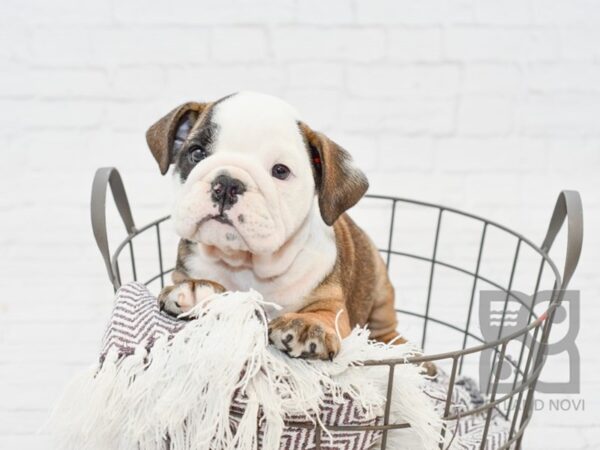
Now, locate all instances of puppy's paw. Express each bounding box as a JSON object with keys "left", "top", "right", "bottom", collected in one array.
[
  {"left": 268, "top": 314, "right": 340, "bottom": 361},
  {"left": 158, "top": 279, "right": 225, "bottom": 318}
]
